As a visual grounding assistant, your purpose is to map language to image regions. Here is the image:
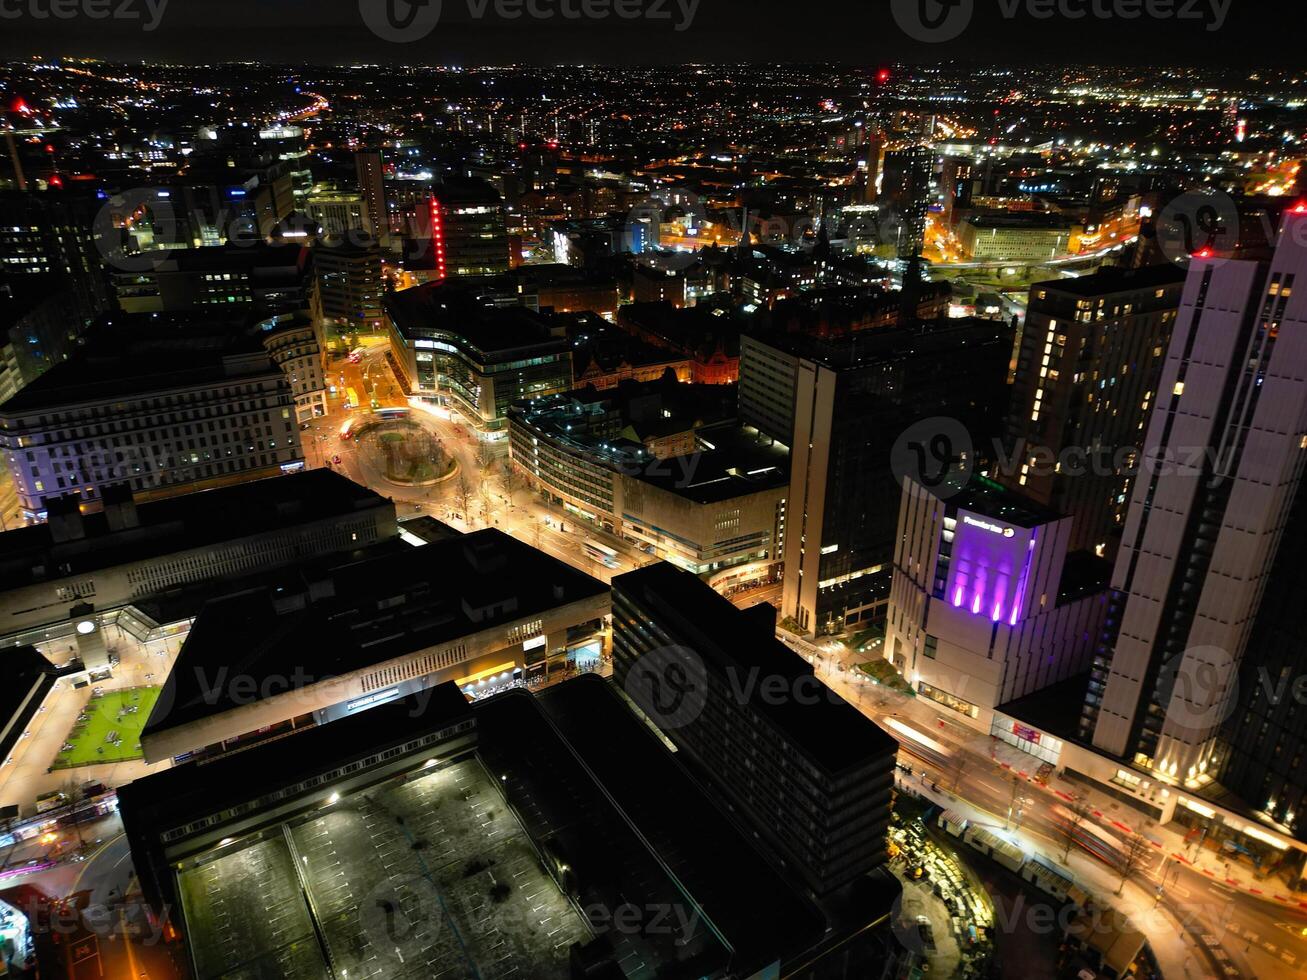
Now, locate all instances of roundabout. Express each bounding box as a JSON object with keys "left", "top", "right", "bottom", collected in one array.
[{"left": 351, "top": 416, "right": 458, "bottom": 488}]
